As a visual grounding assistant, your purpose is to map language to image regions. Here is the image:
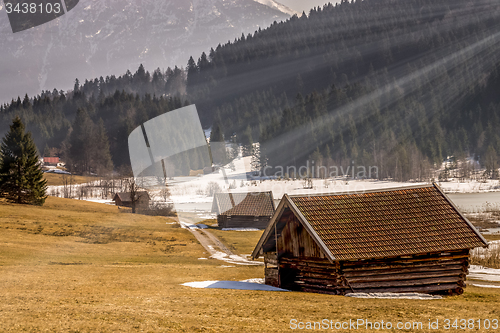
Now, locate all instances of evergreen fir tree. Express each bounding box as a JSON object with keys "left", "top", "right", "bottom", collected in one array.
[
  {"left": 68, "top": 108, "right": 94, "bottom": 174},
  {"left": 91, "top": 119, "right": 114, "bottom": 175},
  {"left": 0, "top": 116, "right": 47, "bottom": 205}
]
